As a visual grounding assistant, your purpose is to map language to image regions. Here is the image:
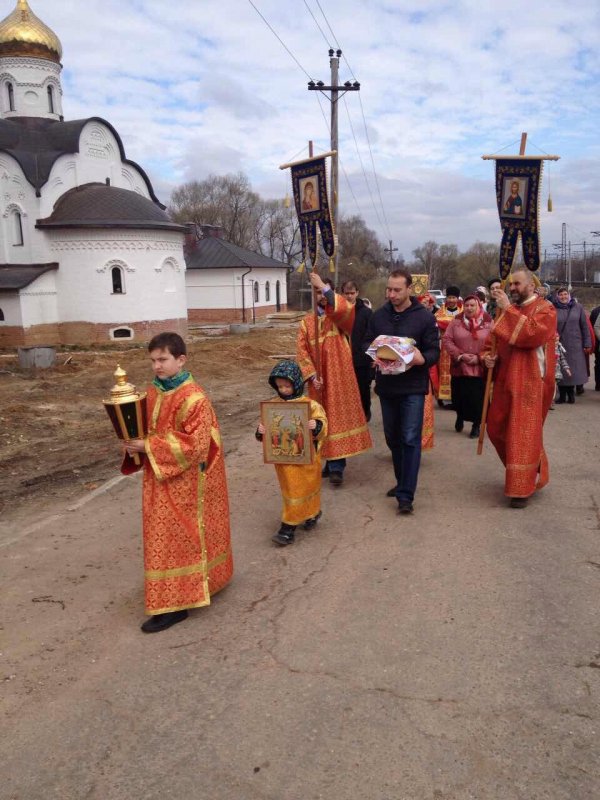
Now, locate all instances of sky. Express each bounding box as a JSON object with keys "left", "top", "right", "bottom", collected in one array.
[{"left": 15, "top": 0, "right": 600, "bottom": 262}]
